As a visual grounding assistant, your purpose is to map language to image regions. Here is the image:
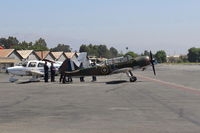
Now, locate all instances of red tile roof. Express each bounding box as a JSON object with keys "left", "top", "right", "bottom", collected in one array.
[
  {"left": 51, "top": 52, "right": 63, "bottom": 60},
  {"left": 35, "top": 51, "right": 50, "bottom": 60},
  {"left": 0, "top": 49, "right": 15, "bottom": 57},
  {"left": 64, "top": 52, "right": 77, "bottom": 59},
  {"left": 17, "top": 50, "right": 33, "bottom": 59}
]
